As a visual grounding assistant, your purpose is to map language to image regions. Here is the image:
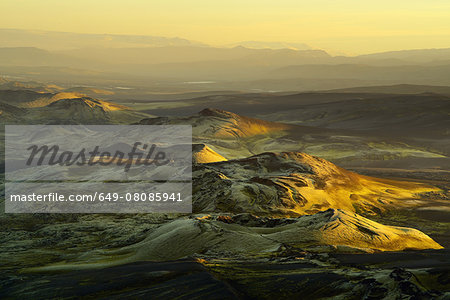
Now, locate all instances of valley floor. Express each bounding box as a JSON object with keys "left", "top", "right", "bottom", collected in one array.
[{"left": 1, "top": 250, "right": 449, "bottom": 299}]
